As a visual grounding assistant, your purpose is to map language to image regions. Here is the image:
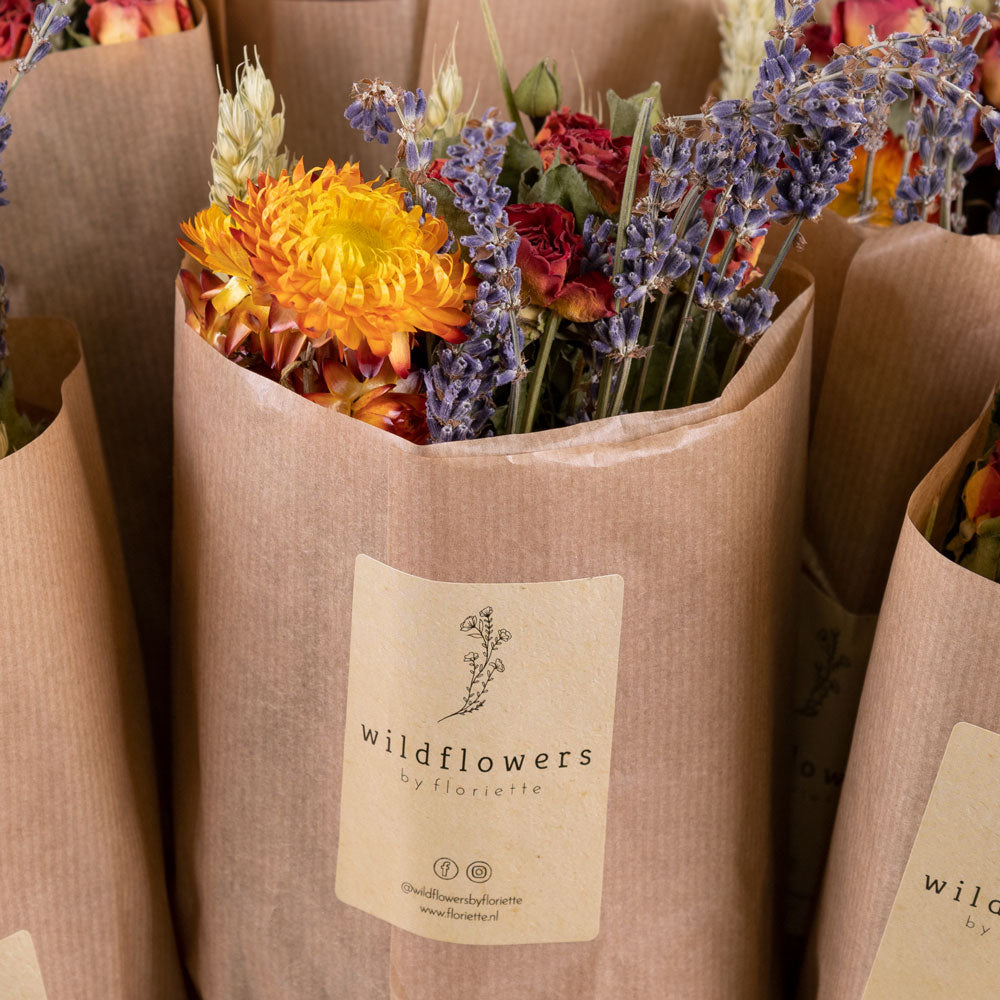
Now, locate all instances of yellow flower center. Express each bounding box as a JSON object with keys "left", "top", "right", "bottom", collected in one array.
[{"left": 179, "top": 159, "right": 476, "bottom": 375}]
